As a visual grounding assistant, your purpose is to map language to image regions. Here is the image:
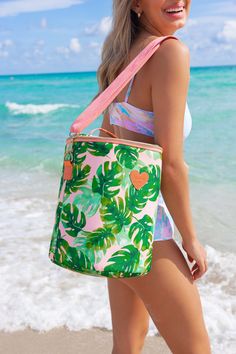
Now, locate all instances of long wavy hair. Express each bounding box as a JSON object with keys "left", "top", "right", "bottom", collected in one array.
[{"left": 91, "top": 0, "right": 142, "bottom": 110}]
